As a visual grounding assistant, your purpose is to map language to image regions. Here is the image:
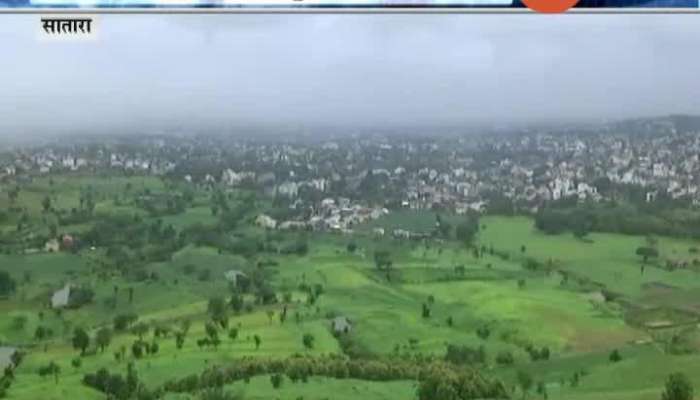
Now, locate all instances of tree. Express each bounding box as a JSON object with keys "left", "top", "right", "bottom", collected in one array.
[
  {"left": 253, "top": 334, "right": 261, "bottom": 350},
  {"left": 526, "top": 345, "right": 550, "bottom": 361},
  {"left": 49, "top": 223, "right": 58, "bottom": 238},
  {"left": 96, "top": 328, "right": 112, "bottom": 353},
  {"left": 205, "top": 321, "right": 219, "bottom": 342},
  {"left": 661, "top": 372, "right": 693, "bottom": 400},
  {"left": 495, "top": 350, "right": 515, "bottom": 365},
  {"left": 230, "top": 293, "right": 244, "bottom": 314},
  {"left": 72, "top": 328, "right": 90, "bottom": 356},
  {"left": 114, "top": 313, "right": 138, "bottom": 331},
  {"left": 149, "top": 341, "right": 159, "bottom": 356},
  {"left": 270, "top": 373, "right": 284, "bottom": 389},
  {"left": 126, "top": 361, "right": 139, "bottom": 396},
  {"left": 199, "top": 388, "right": 243, "bottom": 400},
  {"left": 373, "top": 250, "right": 392, "bottom": 270},
  {"left": 175, "top": 332, "right": 186, "bottom": 350},
  {"left": 42, "top": 195, "right": 52, "bottom": 212},
  {"left": 7, "top": 186, "right": 19, "bottom": 204},
  {"left": 302, "top": 333, "right": 315, "bottom": 350},
  {"left": 0, "top": 271, "right": 16, "bottom": 297},
  {"left": 421, "top": 303, "right": 431, "bottom": 319},
  {"left": 11, "top": 315, "right": 27, "bottom": 331},
  {"left": 131, "top": 341, "right": 144, "bottom": 359},
  {"left": 180, "top": 319, "right": 192, "bottom": 335},
  {"left": 536, "top": 381, "right": 548, "bottom": 400},
  {"left": 131, "top": 322, "right": 150, "bottom": 340},
  {"left": 636, "top": 246, "right": 659, "bottom": 263},
  {"left": 10, "top": 351, "right": 23, "bottom": 367},
  {"left": 38, "top": 361, "right": 61, "bottom": 384},
  {"left": 279, "top": 304, "right": 288, "bottom": 324},
  {"left": 228, "top": 328, "right": 239, "bottom": 342},
  {"left": 517, "top": 370, "right": 533, "bottom": 399},
  {"left": 609, "top": 349, "right": 622, "bottom": 363},
  {"left": 35, "top": 325, "right": 53, "bottom": 341},
  {"left": 476, "top": 325, "right": 491, "bottom": 340},
  {"left": 417, "top": 364, "right": 508, "bottom": 400},
  {"left": 445, "top": 344, "right": 486, "bottom": 365},
  {"left": 207, "top": 297, "right": 229, "bottom": 328},
  {"left": 455, "top": 217, "right": 479, "bottom": 245}
]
